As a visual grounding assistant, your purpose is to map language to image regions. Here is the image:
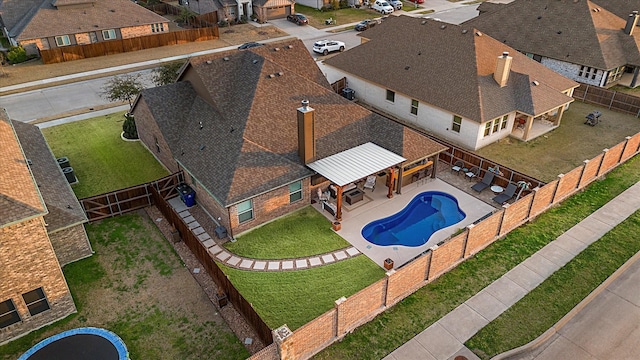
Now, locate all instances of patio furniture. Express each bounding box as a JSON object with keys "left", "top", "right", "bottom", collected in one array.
[
  {"left": 329, "top": 183, "right": 356, "bottom": 198},
  {"left": 465, "top": 166, "right": 480, "bottom": 180},
  {"left": 345, "top": 189, "right": 364, "bottom": 205},
  {"left": 317, "top": 187, "right": 329, "bottom": 202},
  {"left": 322, "top": 201, "right": 337, "bottom": 216},
  {"left": 493, "top": 183, "right": 518, "bottom": 204},
  {"left": 452, "top": 160, "right": 464, "bottom": 174},
  {"left": 363, "top": 175, "right": 376, "bottom": 191},
  {"left": 584, "top": 111, "right": 601, "bottom": 126},
  {"left": 491, "top": 185, "right": 504, "bottom": 194},
  {"left": 471, "top": 171, "right": 495, "bottom": 193}
]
